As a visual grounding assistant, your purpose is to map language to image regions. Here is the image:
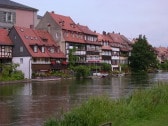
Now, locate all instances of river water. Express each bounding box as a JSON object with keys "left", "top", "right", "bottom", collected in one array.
[{"left": 0, "top": 72, "right": 168, "bottom": 126}]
